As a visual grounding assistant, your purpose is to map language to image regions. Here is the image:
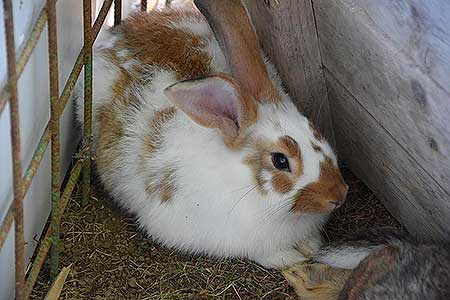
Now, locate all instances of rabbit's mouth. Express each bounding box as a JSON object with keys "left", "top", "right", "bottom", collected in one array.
[
  {"left": 290, "top": 161, "right": 348, "bottom": 215},
  {"left": 290, "top": 191, "right": 347, "bottom": 215}
]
